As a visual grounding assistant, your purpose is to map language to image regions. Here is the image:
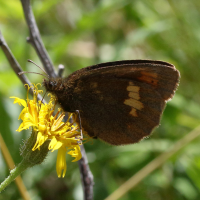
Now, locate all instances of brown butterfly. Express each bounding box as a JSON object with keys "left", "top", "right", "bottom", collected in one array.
[{"left": 43, "top": 60, "right": 180, "bottom": 145}]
